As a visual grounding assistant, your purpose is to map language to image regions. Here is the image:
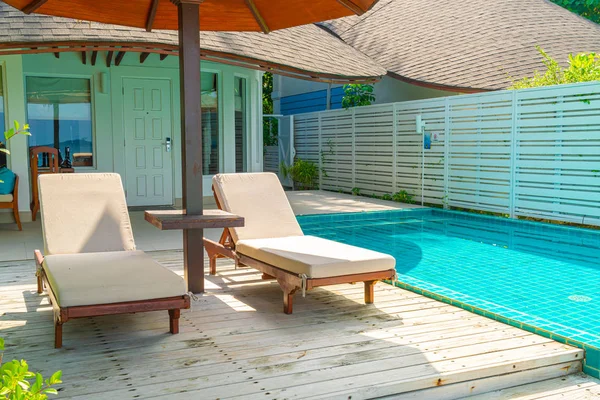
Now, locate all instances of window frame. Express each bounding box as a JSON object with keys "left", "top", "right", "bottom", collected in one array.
[
  {"left": 24, "top": 72, "right": 97, "bottom": 170},
  {"left": 0, "top": 62, "right": 7, "bottom": 132},
  {"left": 0, "top": 62, "right": 7, "bottom": 168},
  {"left": 199, "top": 66, "right": 224, "bottom": 175}
]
